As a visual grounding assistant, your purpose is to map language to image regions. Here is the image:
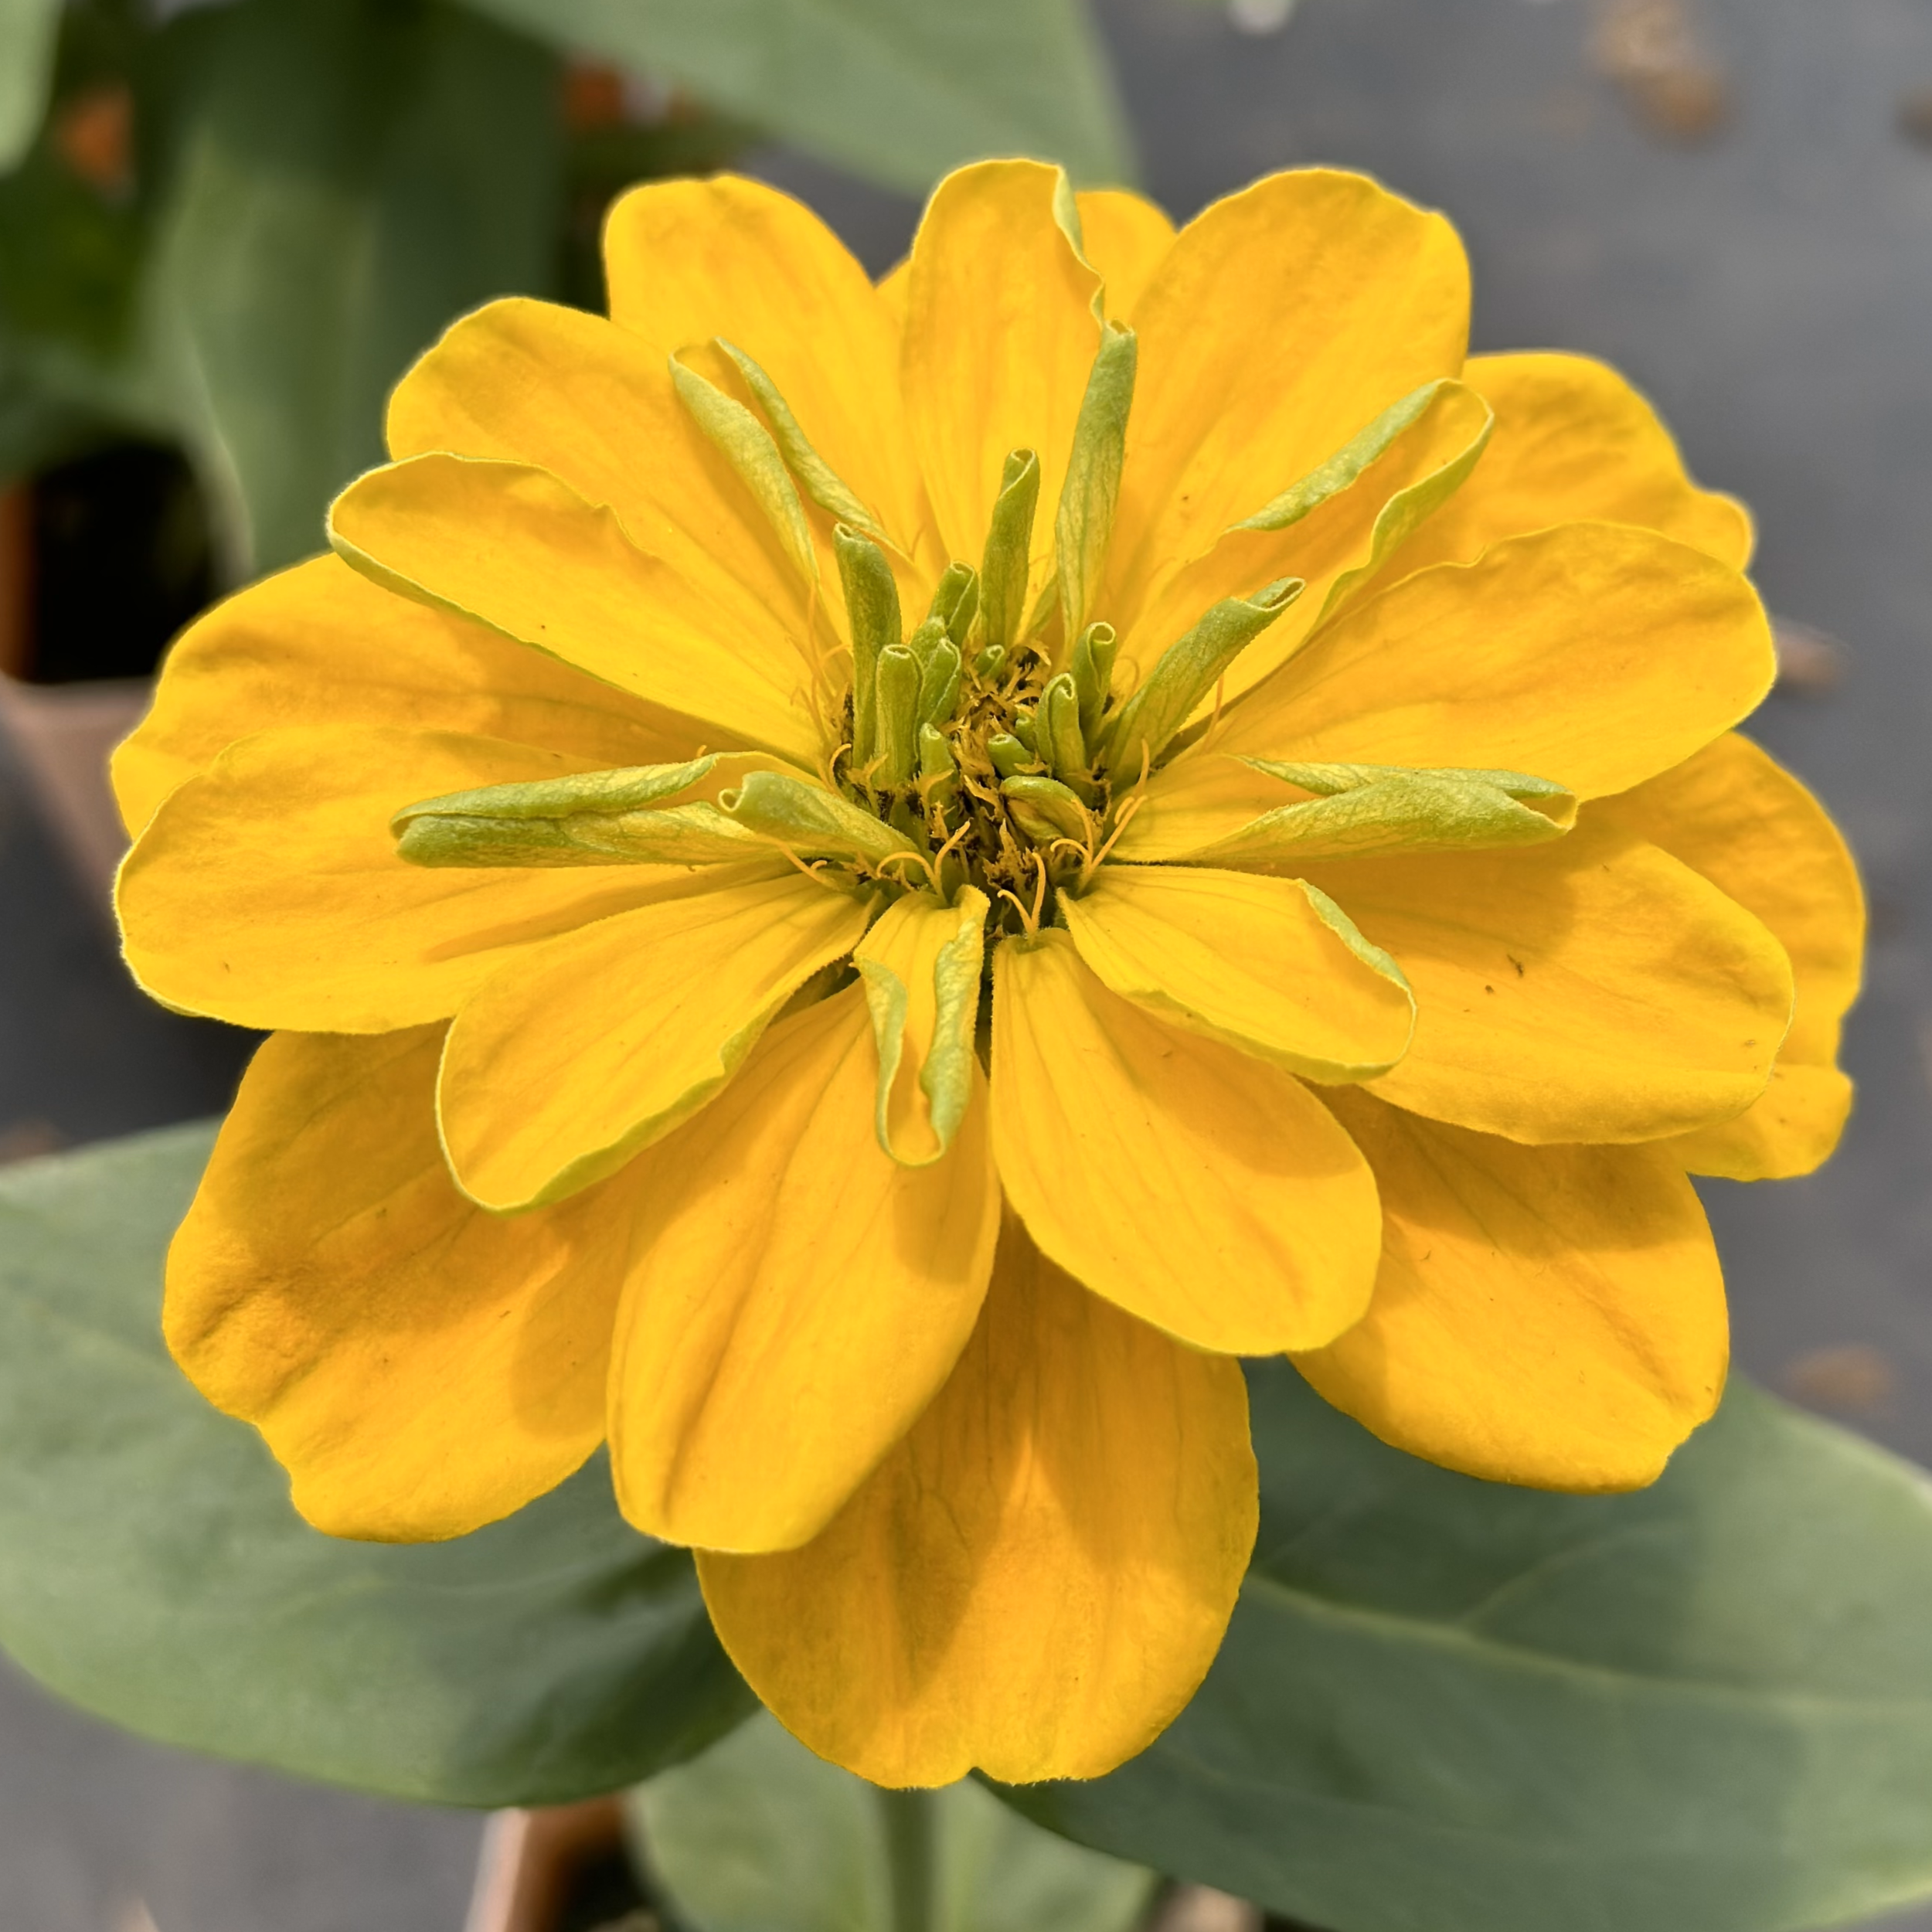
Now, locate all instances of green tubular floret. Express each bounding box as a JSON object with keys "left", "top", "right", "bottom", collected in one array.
[
  {"left": 927, "top": 562, "right": 979, "bottom": 644},
  {"left": 988, "top": 733, "right": 1032, "bottom": 779},
  {"left": 1100, "top": 577, "right": 1304, "bottom": 778},
  {"left": 1001, "top": 774, "right": 1092, "bottom": 845},
  {"left": 872, "top": 645, "right": 922, "bottom": 787},
  {"left": 1070, "top": 621, "right": 1118, "bottom": 736},
  {"left": 1038, "top": 673, "right": 1089, "bottom": 786},
  {"left": 715, "top": 337, "right": 886, "bottom": 541},
  {"left": 978, "top": 448, "right": 1040, "bottom": 653},
  {"left": 1055, "top": 321, "right": 1138, "bottom": 642},
  {"left": 834, "top": 524, "right": 901, "bottom": 765},
  {"left": 906, "top": 614, "right": 947, "bottom": 665},
  {"left": 917, "top": 638, "right": 964, "bottom": 731},
  {"left": 669, "top": 357, "right": 818, "bottom": 587}
]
